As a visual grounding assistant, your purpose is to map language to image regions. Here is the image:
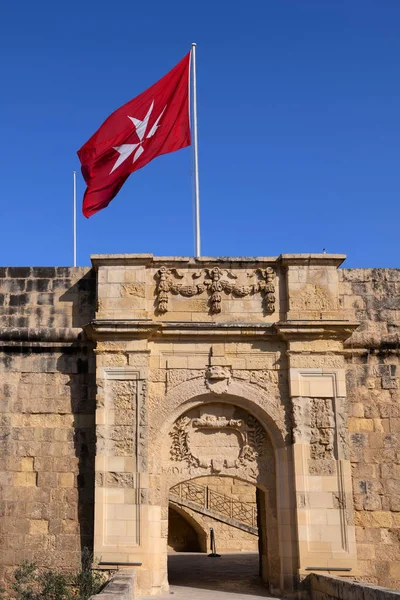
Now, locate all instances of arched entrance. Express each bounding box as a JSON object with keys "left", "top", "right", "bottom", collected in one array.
[
  {"left": 169, "top": 475, "right": 259, "bottom": 554},
  {"left": 168, "top": 503, "right": 207, "bottom": 552},
  {"left": 150, "top": 390, "right": 297, "bottom": 595},
  {"left": 89, "top": 254, "right": 358, "bottom": 597}
]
